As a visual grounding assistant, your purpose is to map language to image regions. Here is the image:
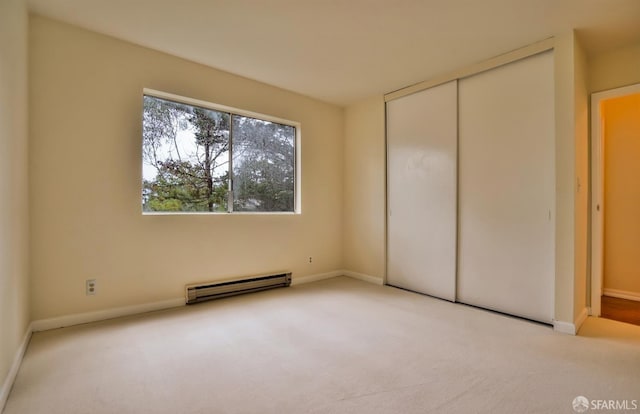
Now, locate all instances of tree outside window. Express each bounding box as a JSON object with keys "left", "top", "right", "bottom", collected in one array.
[{"left": 142, "top": 94, "right": 296, "bottom": 213}]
